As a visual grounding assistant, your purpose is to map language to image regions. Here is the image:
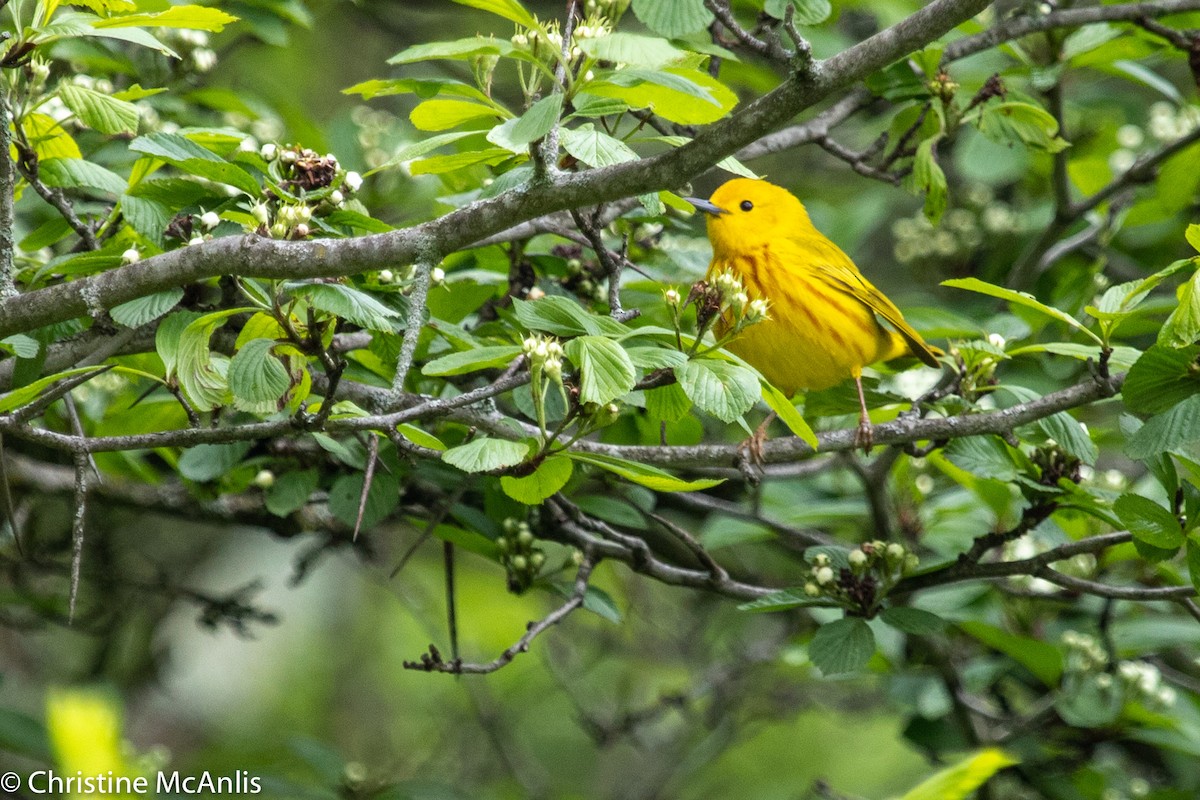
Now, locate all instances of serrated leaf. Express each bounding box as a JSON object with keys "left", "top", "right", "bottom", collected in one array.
[
  {"left": 408, "top": 148, "right": 512, "bottom": 175},
  {"left": 228, "top": 338, "right": 291, "bottom": 412},
  {"left": 765, "top": 0, "right": 832, "bottom": 25},
  {"left": 1159, "top": 269, "right": 1200, "bottom": 348},
  {"left": 155, "top": 310, "right": 204, "bottom": 379},
  {"left": 110, "top": 289, "right": 184, "bottom": 328},
  {"left": 119, "top": 194, "right": 171, "bottom": 245},
  {"left": 632, "top": 0, "right": 712, "bottom": 37},
  {"left": 586, "top": 68, "right": 737, "bottom": 125},
  {"left": 972, "top": 101, "right": 1070, "bottom": 153},
  {"left": 450, "top": 0, "right": 536, "bottom": 27},
  {"left": 881, "top": 607, "right": 946, "bottom": 635},
  {"left": 500, "top": 455, "right": 573, "bottom": 504},
  {"left": 58, "top": 83, "right": 139, "bottom": 135},
  {"left": 21, "top": 112, "right": 81, "bottom": 160},
  {"left": 1036, "top": 412, "right": 1097, "bottom": 465},
  {"left": 676, "top": 359, "right": 759, "bottom": 423},
  {"left": 560, "top": 124, "right": 639, "bottom": 168},
  {"left": 645, "top": 381, "right": 692, "bottom": 422},
  {"left": 410, "top": 99, "right": 503, "bottom": 132},
  {"left": 578, "top": 32, "right": 686, "bottom": 67},
  {"left": 944, "top": 435, "right": 1019, "bottom": 480},
  {"left": 809, "top": 617, "right": 875, "bottom": 675},
  {"left": 1114, "top": 493, "right": 1184, "bottom": 550},
  {"left": 513, "top": 295, "right": 628, "bottom": 336},
  {"left": 130, "top": 132, "right": 261, "bottom": 195},
  {"left": 442, "top": 437, "right": 532, "bottom": 473},
  {"left": 287, "top": 282, "right": 401, "bottom": 332},
  {"left": 942, "top": 278, "right": 1104, "bottom": 345},
  {"left": 898, "top": 749, "right": 1019, "bottom": 800},
  {"left": 566, "top": 452, "right": 723, "bottom": 492},
  {"left": 422, "top": 345, "right": 523, "bottom": 376},
  {"left": 911, "top": 135, "right": 947, "bottom": 224},
  {"left": 565, "top": 336, "right": 637, "bottom": 405},
  {"left": 1, "top": 335, "right": 39, "bottom": 359},
  {"left": 388, "top": 37, "right": 514, "bottom": 66},
  {"left": 487, "top": 94, "right": 562, "bottom": 152},
  {"left": 38, "top": 157, "right": 126, "bottom": 195},
  {"left": 1126, "top": 395, "right": 1200, "bottom": 459}
]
